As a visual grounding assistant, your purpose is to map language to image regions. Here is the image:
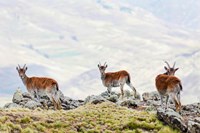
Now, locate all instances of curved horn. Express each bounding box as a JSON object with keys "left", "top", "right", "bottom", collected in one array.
[
  {"left": 173, "top": 61, "right": 176, "bottom": 69},
  {"left": 165, "top": 61, "right": 171, "bottom": 69},
  {"left": 104, "top": 62, "right": 107, "bottom": 66},
  {"left": 23, "top": 64, "right": 26, "bottom": 69},
  {"left": 18, "top": 64, "right": 21, "bottom": 68}
]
